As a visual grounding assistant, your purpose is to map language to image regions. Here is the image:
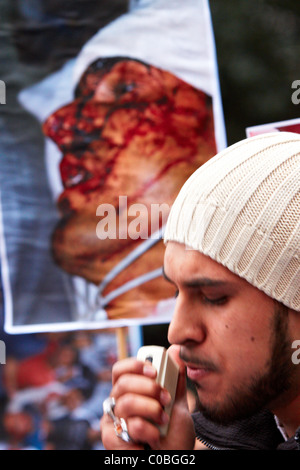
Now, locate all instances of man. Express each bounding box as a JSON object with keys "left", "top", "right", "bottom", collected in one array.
[{"left": 100, "top": 131, "right": 300, "bottom": 450}]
